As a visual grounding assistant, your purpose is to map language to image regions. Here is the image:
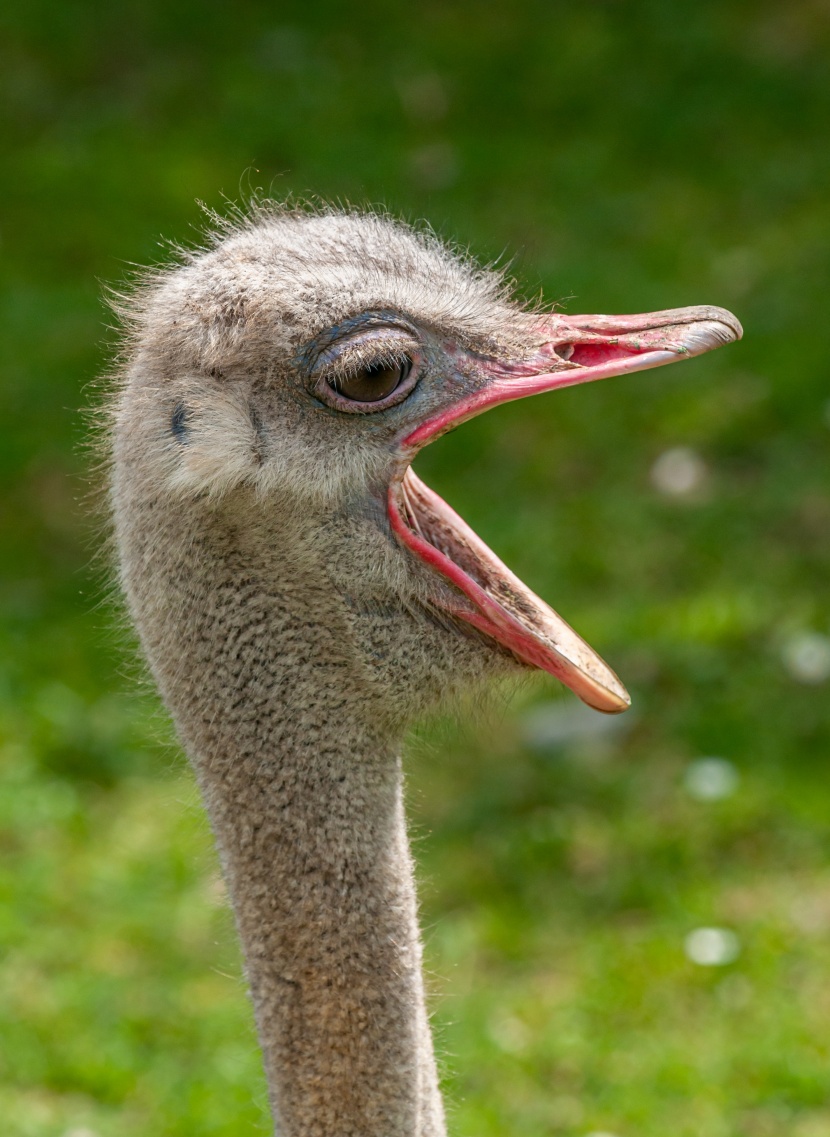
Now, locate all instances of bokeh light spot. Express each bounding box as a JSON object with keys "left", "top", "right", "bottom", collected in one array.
[
  {"left": 684, "top": 757, "right": 739, "bottom": 801},
  {"left": 684, "top": 927, "right": 741, "bottom": 966},
  {"left": 781, "top": 632, "right": 830, "bottom": 684},
  {"left": 650, "top": 446, "right": 707, "bottom": 497}
]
